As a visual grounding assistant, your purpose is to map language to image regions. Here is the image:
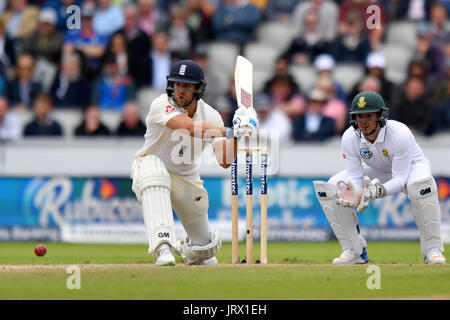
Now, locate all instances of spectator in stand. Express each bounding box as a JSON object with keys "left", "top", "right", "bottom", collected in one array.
[
  {"left": 430, "top": 78, "right": 450, "bottom": 134},
  {"left": 43, "top": 0, "right": 82, "bottom": 32},
  {"left": 394, "top": 0, "right": 434, "bottom": 21},
  {"left": 391, "top": 76, "right": 435, "bottom": 136},
  {"left": 138, "top": 0, "right": 168, "bottom": 38},
  {"left": 50, "top": 52, "right": 91, "bottom": 109},
  {"left": 413, "top": 22, "right": 446, "bottom": 84},
  {"left": 1, "top": 0, "right": 39, "bottom": 41},
  {"left": 212, "top": 0, "right": 261, "bottom": 46},
  {"left": 265, "top": 0, "right": 303, "bottom": 23},
  {"left": 349, "top": 51, "right": 395, "bottom": 106},
  {"left": 150, "top": 31, "right": 172, "bottom": 90},
  {"left": 92, "top": 53, "right": 135, "bottom": 111},
  {"left": 0, "top": 19, "right": 16, "bottom": 74},
  {"left": 115, "top": 101, "right": 146, "bottom": 136},
  {"left": 185, "top": 0, "right": 217, "bottom": 43},
  {"left": 262, "top": 54, "right": 301, "bottom": 96},
  {"left": 264, "top": 74, "right": 306, "bottom": 120},
  {"left": 23, "top": 7, "right": 64, "bottom": 92},
  {"left": 313, "top": 54, "right": 347, "bottom": 102},
  {"left": 431, "top": 57, "right": 450, "bottom": 105},
  {"left": 104, "top": 32, "right": 129, "bottom": 77},
  {"left": 23, "top": 8, "right": 64, "bottom": 66},
  {"left": 191, "top": 44, "right": 223, "bottom": 106},
  {"left": 315, "top": 75, "right": 348, "bottom": 134},
  {"left": 407, "top": 57, "right": 429, "bottom": 79},
  {"left": 74, "top": 104, "right": 111, "bottom": 137},
  {"left": 255, "top": 93, "right": 293, "bottom": 143},
  {"left": 168, "top": 4, "right": 196, "bottom": 59},
  {"left": 63, "top": 6, "right": 108, "bottom": 80},
  {"left": 292, "top": 87, "right": 335, "bottom": 142},
  {"left": 6, "top": 53, "right": 42, "bottom": 109},
  {"left": 338, "top": 0, "right": 387, "bottom": 50},
  {"left": 429, "top": 3, "right": 450, "bottom": 52},
  {"left": 23, "top": 93, "right": 63, "bottom": 136},
  {"left": 114, "top": 4, "right": 151, "bottom": 89},
  {"left": 93, "top": 0, "right": 124, "bottom": 37},
  {"left": 0, "top": 96, "right": 21, "bottom": 141},
  {"left": 283, "top": 9, "right": 333, "bottom": 65},
  {"left": 292, "top": 0, "right": 339, "bottom": 43},
  {"left": 215, "top": 75, "right": 237, "bottom": 127},
  {"left": 333, "top": 10, "right": 371, "bottom": 65},
  {"left": 357, "top": 74, "right": 383, "bottom": 96}
]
